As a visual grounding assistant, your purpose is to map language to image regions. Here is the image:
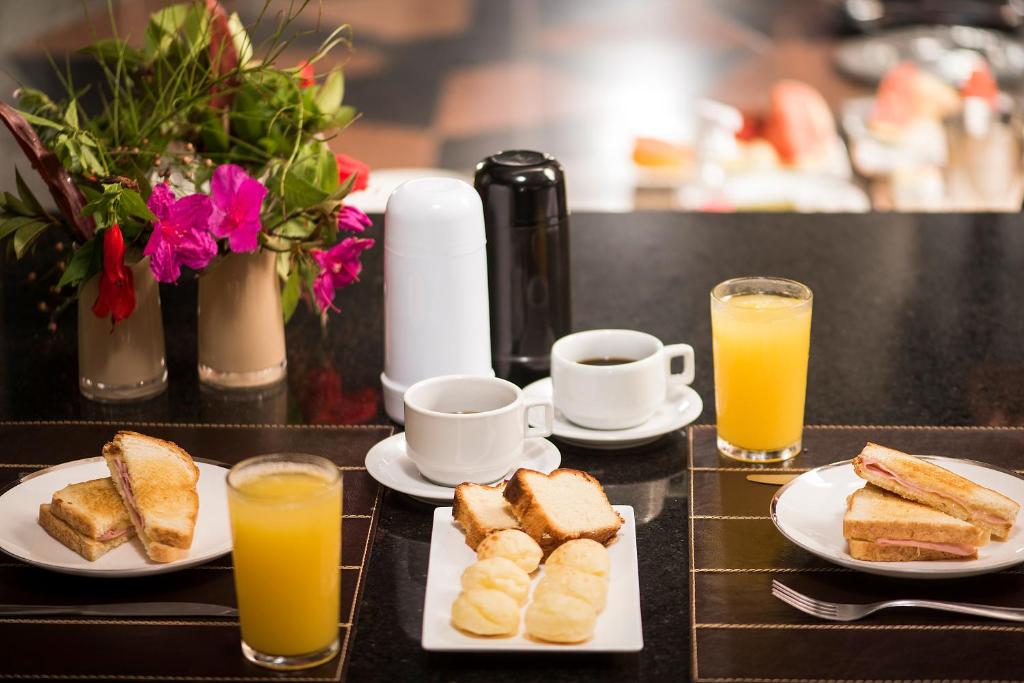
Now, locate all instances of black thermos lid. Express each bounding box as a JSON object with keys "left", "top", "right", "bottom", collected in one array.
[{"left": 474, "top": 150, "right": 568, "bottom": 228}]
